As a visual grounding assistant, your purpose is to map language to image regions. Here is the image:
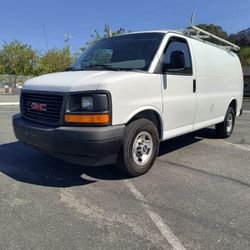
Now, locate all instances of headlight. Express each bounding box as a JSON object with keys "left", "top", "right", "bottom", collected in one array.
[
  {"left": 81, "top": 96, "right": 93, "bottom": 111},
  {"left": 65, "top": 92, "right": 110, "bottom": 125}
]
